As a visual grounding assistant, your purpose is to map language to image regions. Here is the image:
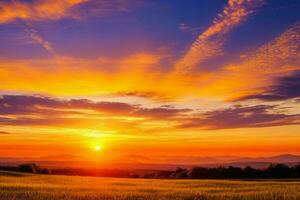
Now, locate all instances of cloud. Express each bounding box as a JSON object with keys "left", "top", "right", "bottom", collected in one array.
[
  {"left": 0, "top": 1, "right": 139, "bottom": 56},
  {"left": 179, "top": 23, "right": 203, "bottom": 35},
  {"left": 0, "top": 0, "right": 85, "bottom": 56},
  {"left": 68, "top": 99, "right": 137, "bottom": 115},
  {"left": 236, "top": 70, "right": 300, "bottom": 101},
  {"left": 25, "top": 25, "right": 57, "bottom": 56},
  {"left": 0, "top": 0, "right": 135, "bottom": 24},
  {"left": 197, "top": 22, "right": 300, "bottom": 101},
  {"left": 133, "top": 106, "right": 191, "bottom": 119},
  {"left": 0, "top": 131, "right": 10, "bottom": 135},
  {"left": 115, "top": 91, "right": 172, "bottom": 101},
  {"left": 0, "top": 95, "right": 80, "bottom": 116},
  {"left": 1, "top": 95, "right": 299, "bottom": 131},
  {"left": 0, "top": 116, "right": 87, "bottom": 128},
  {"left": 178, "top": 105, "right": 300, "bottom": 130},
  {"left": 0, "top": 0, "right": 87, "bottom": 24},
  {"left": 228, "top": 22, "right": 300, "bottom": 76},
  {"left": 73, "top": 0, "right": 139, "bottom": 18},
  {"left": 0, "top": 21, "right": 299, "bottom": 101},
  {"left": 0, "top": 94, "right": 193, "bottom": 134},
  {"left": 0, "top": 95, "right": 134, "bottom": 116},
  {"left": 0, "top": 95, "right": 189, "bottom": 122},
  {"left": 174, "top": 0, "right": 264, "bottom": 73}
]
